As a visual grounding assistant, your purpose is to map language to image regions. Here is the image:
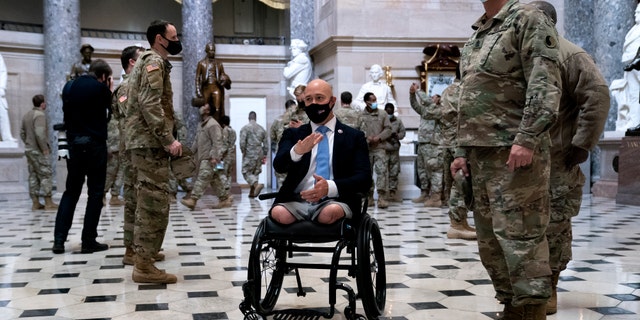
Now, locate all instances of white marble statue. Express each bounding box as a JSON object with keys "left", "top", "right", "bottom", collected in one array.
[
  {"left": 355, "top": 64, "right": 397, "bottom": 111},
  {"left": 0, "top": 53, "right": 17, "bottom": 142},
  {"left": 611, "top": 3, "right": 640, "bottom": 132},
  {"left": 283, "top": 39, "right": 312, "bottom": 99}
]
